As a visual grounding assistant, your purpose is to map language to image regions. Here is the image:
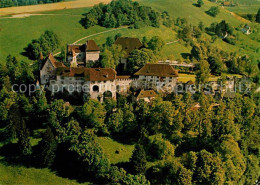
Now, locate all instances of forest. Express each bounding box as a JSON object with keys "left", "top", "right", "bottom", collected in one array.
[
  {"left": 80, "top": 0, "right": 172, "bottom": 29},
  {"left": 0, "top": 54, "right": 259, "bottom": 184}
]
